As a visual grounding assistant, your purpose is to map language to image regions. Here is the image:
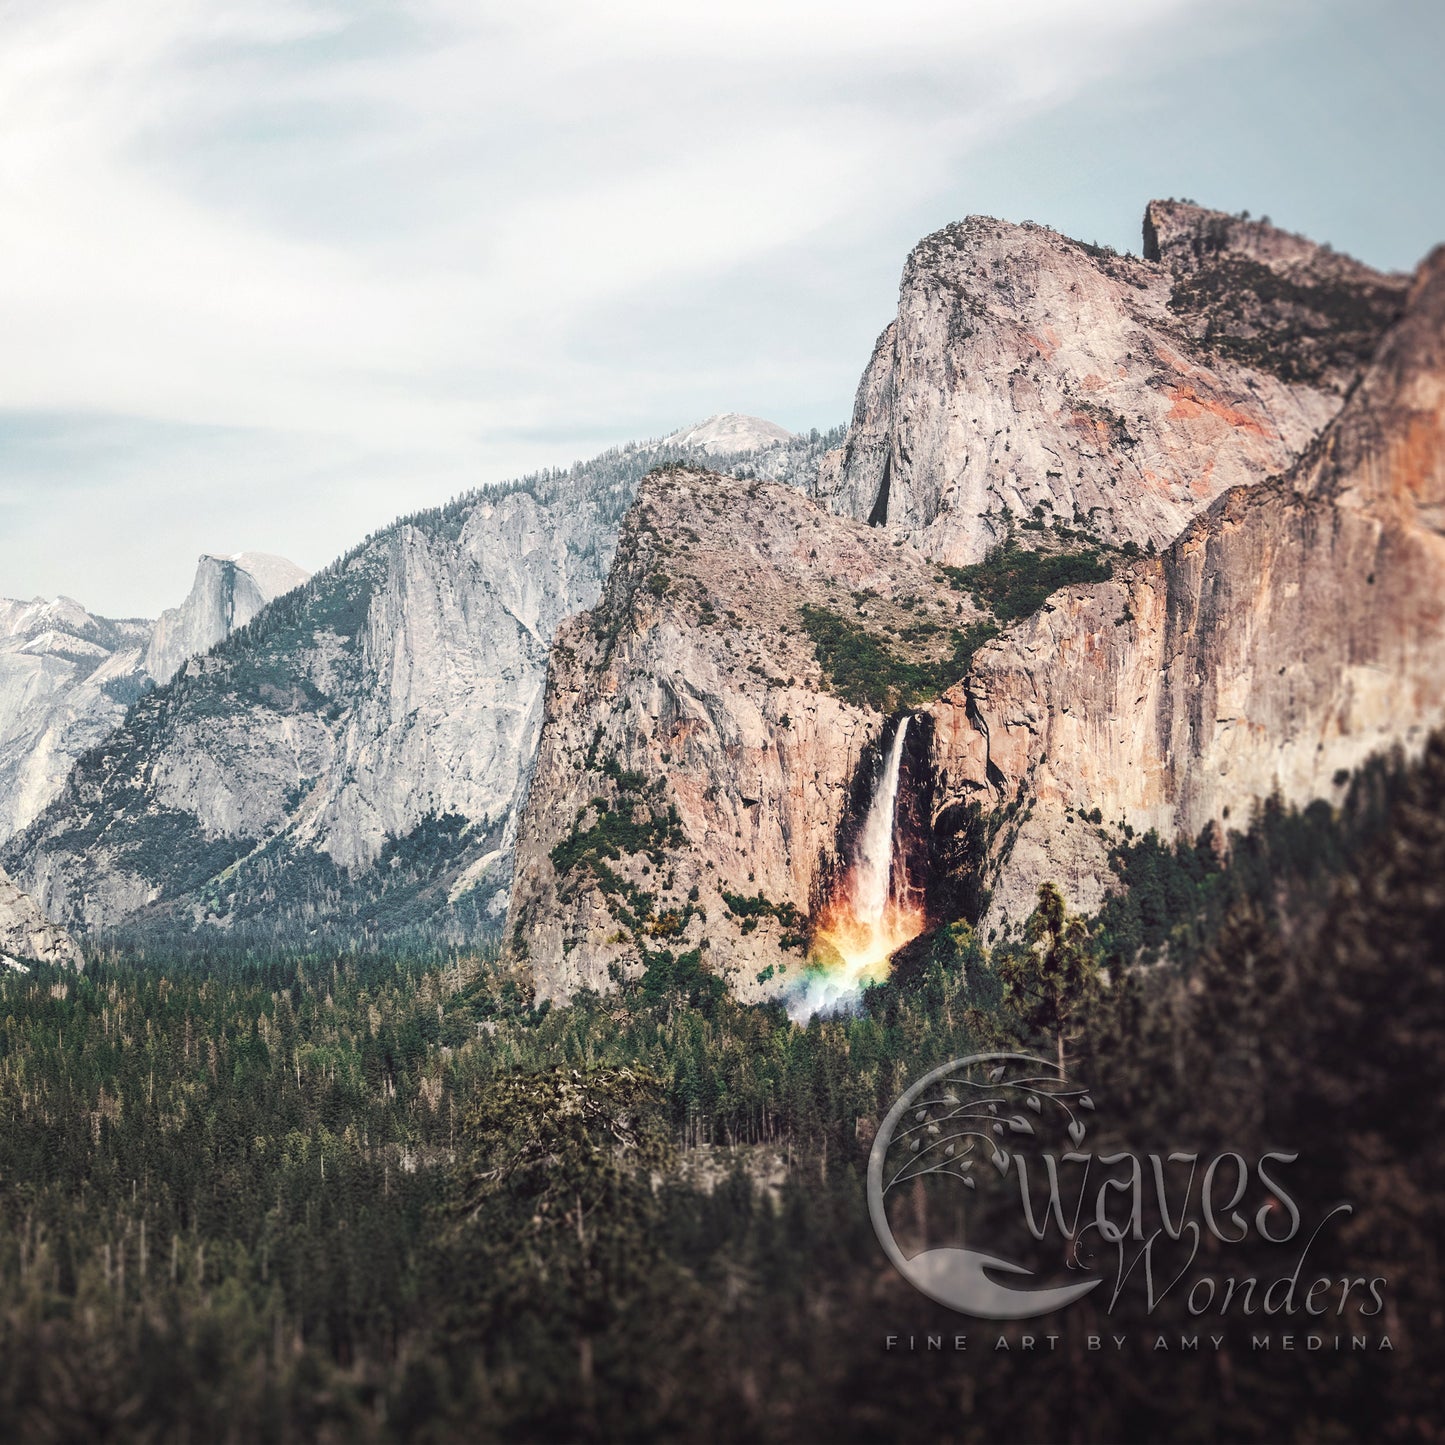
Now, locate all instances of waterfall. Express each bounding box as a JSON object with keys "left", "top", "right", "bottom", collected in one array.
[
  {"left": 788, "top": 714, "right": 924, "bottom": 1021},
  {"left": 850, "top": 716, "right": 909, "bottom": 925}
]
